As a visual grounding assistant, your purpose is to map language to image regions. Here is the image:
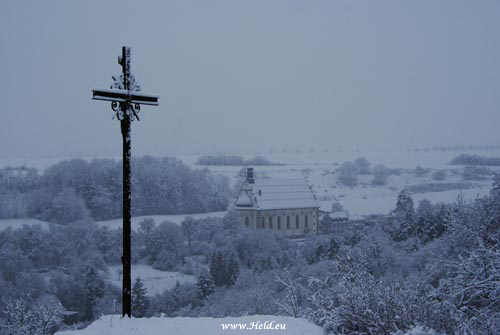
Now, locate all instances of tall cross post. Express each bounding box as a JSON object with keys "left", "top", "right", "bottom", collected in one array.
[{"left": 92, "top": 46, "right": 159, "bottom": 317}]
